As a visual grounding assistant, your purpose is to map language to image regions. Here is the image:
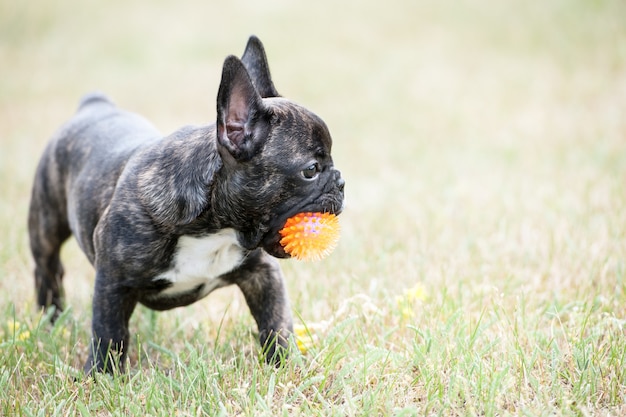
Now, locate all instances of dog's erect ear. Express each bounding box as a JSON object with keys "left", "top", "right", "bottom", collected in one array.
[
  {"left": 241, "top": 35, "right": 280, "bottom": 98},
  {"left": 217, "top": 56, "right": 269, "bottom": 161}
]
